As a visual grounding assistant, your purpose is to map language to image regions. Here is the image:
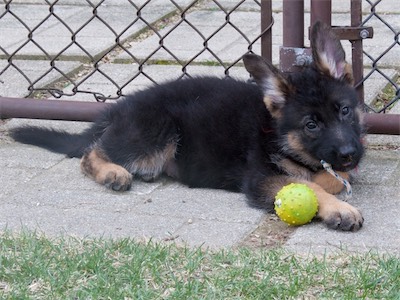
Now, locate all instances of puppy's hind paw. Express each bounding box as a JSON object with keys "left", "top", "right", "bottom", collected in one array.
[
  {"left": 103, "top": 169, "right": 133, "bottom": 191},
  {"left": 80, "top": 149, "right": 133, "bottom": 192}
]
